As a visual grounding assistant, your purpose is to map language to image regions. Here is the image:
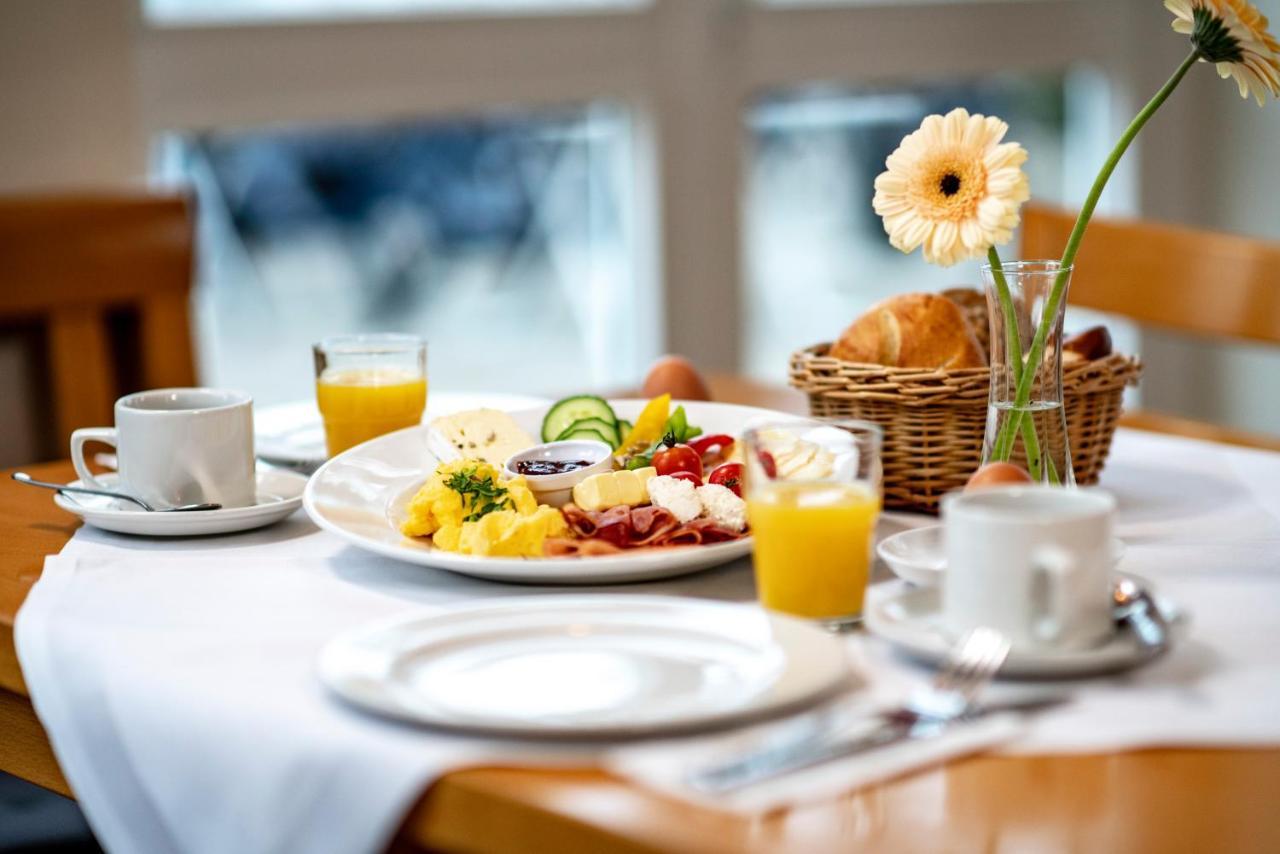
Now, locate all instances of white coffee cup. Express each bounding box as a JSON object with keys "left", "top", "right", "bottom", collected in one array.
[
  {"left": 70, "top": 388, "right": 256, "bottom": 510},
  {"left": 941, "top": 486, "right": 1116, "bottom": 651}
]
